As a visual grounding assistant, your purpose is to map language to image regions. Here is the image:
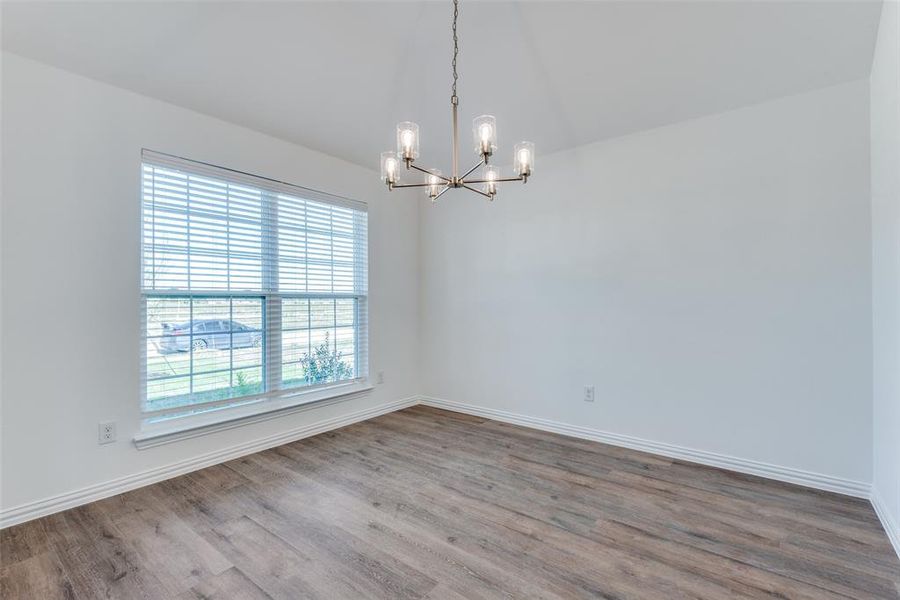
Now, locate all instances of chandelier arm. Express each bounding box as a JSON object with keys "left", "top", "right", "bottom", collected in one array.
[
  {"left": 459, "top": 157, "right": 486, "bottom": 181},
  {"left": 463, "top": 175, "right": 526, "bottom": 184},
  {"left": 433, "top": 185, "right": 452, "bottom": 201},
  {"left": 462, "top": 184, "right": 494, "bottom": 199},
  {"left": 391, "top": 182, "right": 440, "bottom": 189},
  {"left": 408, "top": 162, "right": 453, "bottom": 183}
]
